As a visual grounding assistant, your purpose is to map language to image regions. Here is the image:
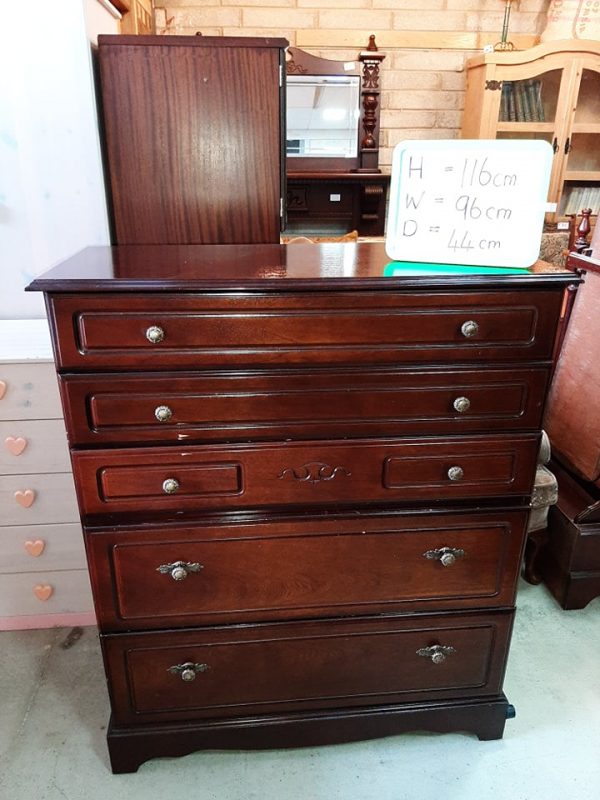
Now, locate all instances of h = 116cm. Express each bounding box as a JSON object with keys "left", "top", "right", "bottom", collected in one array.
[{"left": 460, "top": 157, "right": 518, "bottom": 189}]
